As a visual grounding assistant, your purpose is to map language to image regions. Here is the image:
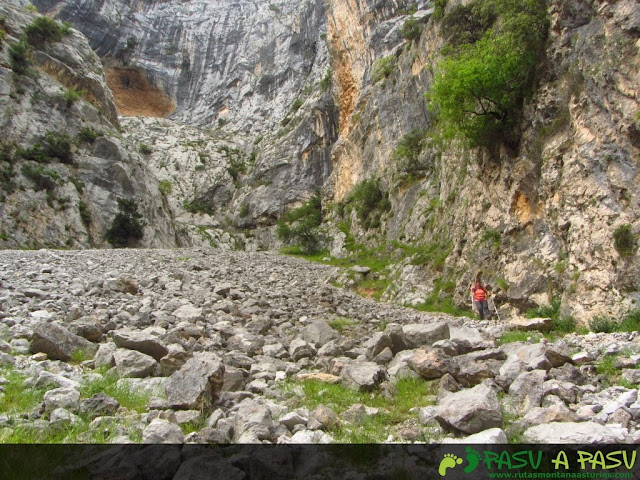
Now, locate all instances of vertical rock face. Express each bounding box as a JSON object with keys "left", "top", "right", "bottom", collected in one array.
[
  {"left": 31, "top": 0, "right": 341, "bottom": 219},
  {"left": 325, "top": 0, "right": 640, "bottom": 322},
  {"left": 33, "top": 0, "right": 331, "bottom": 132},
  {"left": 0, "top": 1, "right": 177, "bottom": 248}
]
